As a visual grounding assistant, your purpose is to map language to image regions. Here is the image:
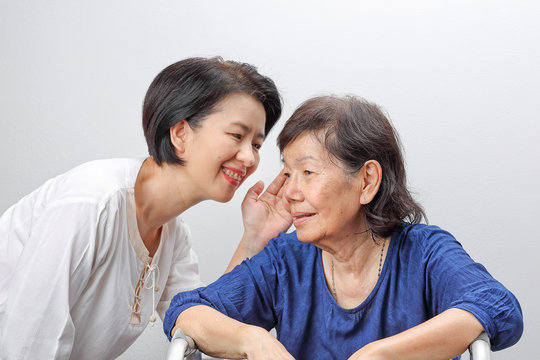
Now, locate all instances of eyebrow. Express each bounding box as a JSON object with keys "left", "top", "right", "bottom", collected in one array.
[
  {"left": 233, "top": 122, "right": 265, "bottom": 140},
  {"left": 283, "top": 154, "right": 316, "bottom": 166}
]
